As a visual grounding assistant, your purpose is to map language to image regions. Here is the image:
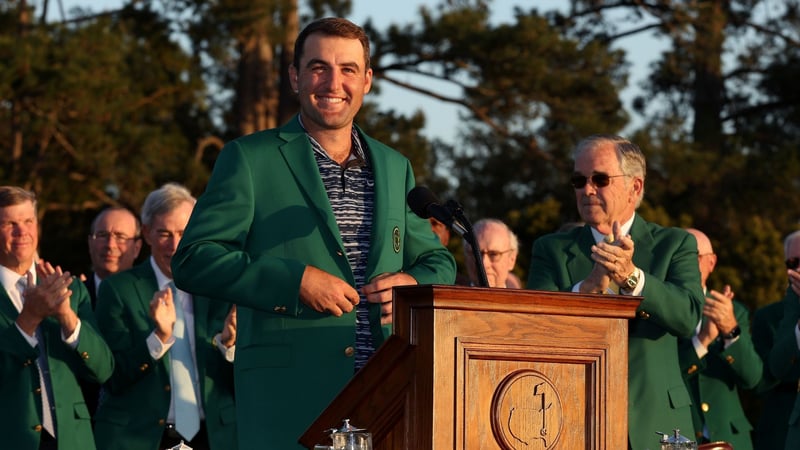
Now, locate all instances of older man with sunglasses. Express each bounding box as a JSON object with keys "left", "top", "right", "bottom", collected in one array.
[
  {"left": 767, "top": 230, "right": 800, "bottom": 450},
  {"left": 526, "top": 134, "right": 704, "bottom": 450}
]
